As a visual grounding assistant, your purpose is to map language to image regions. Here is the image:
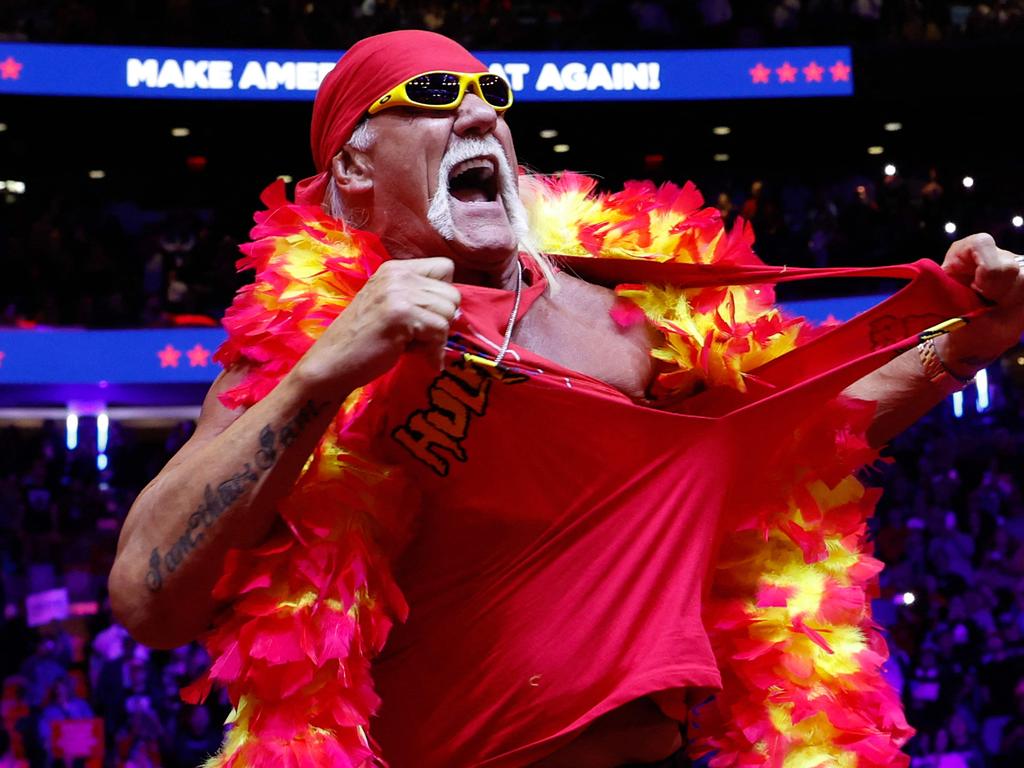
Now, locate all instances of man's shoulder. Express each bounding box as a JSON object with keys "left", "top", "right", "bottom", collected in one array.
[{"left": 550, "top": 271, "right": 618, "bottom": 311}]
